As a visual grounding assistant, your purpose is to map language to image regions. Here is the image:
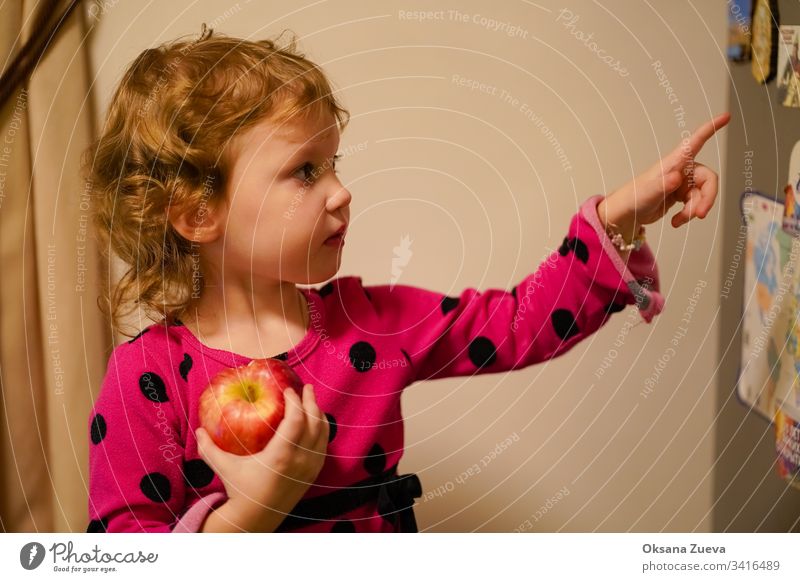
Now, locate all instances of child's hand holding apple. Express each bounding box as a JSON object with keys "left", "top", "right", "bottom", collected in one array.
[{"left": 194, "top": 360, "right": 329, "bottom": 531}]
